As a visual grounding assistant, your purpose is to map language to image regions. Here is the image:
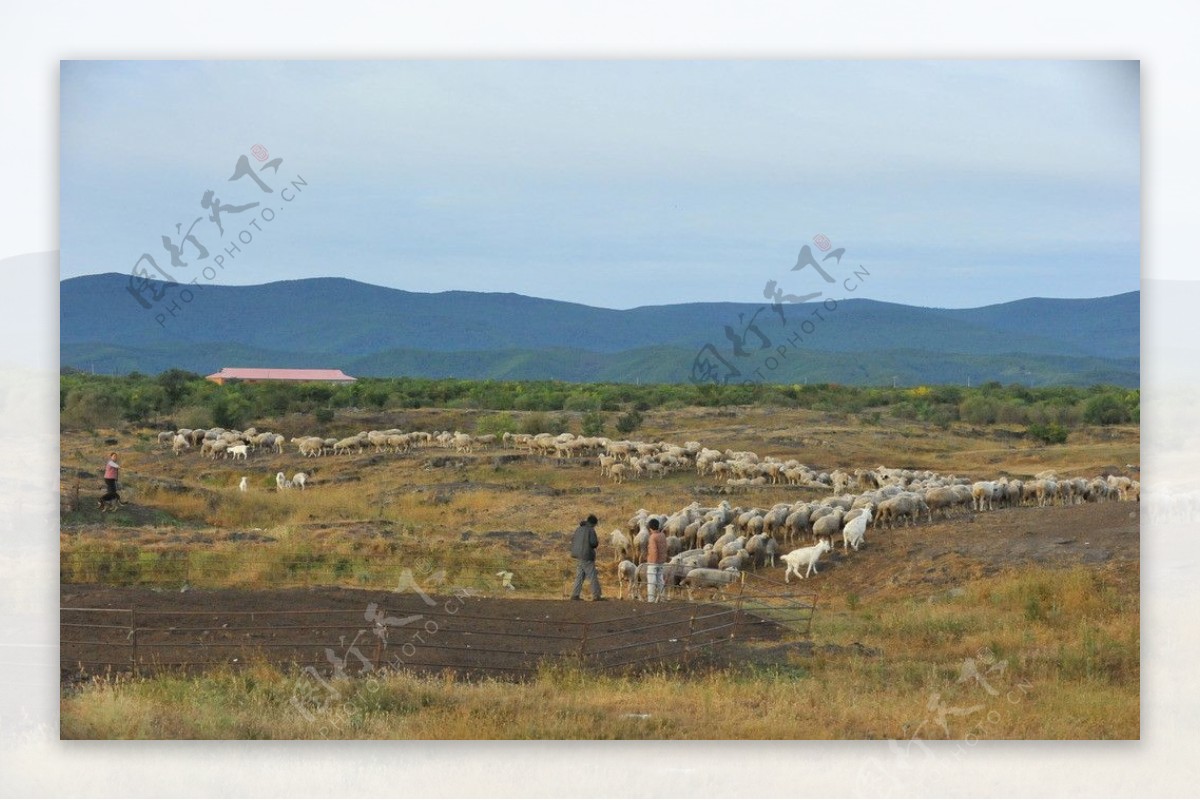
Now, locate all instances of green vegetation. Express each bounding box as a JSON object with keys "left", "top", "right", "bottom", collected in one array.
[
  {"left": 59, "top": 372, "right": 1139, "bottom": 441},
  {"left": 1028, "top": 422, "right": 1070, "bottom": 445}
]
